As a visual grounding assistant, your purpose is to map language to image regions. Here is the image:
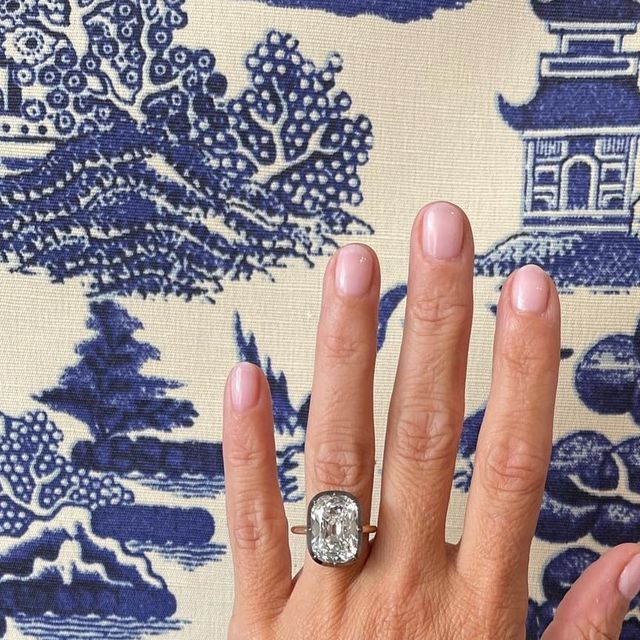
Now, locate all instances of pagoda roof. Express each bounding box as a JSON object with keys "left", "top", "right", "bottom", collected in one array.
[
  {"left": 531, "top": 0, "right": 640, "bottom": 23},
  {"left": 498, "top": 78, "right": 640, "bottom": 131}
]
